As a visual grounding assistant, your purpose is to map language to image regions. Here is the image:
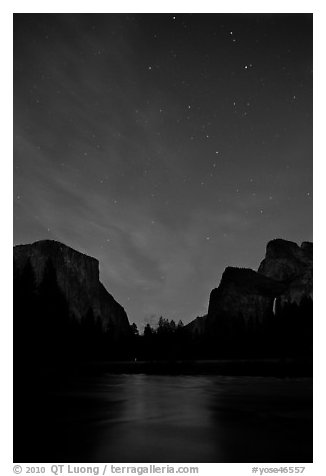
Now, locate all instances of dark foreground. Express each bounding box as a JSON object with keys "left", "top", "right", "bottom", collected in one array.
[
  {"left": 14, "top": 362, "right": 312, "bottom": 463},
  {"left": 87, "top": 358, "right": 313, "bottom": 377}
]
